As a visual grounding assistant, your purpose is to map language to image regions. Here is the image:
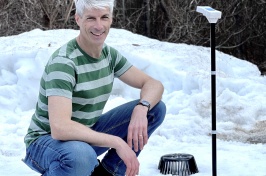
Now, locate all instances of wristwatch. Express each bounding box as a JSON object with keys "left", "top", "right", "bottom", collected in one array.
[{"left": 137, "top": 100, "right": 151, "bottom": 111}]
